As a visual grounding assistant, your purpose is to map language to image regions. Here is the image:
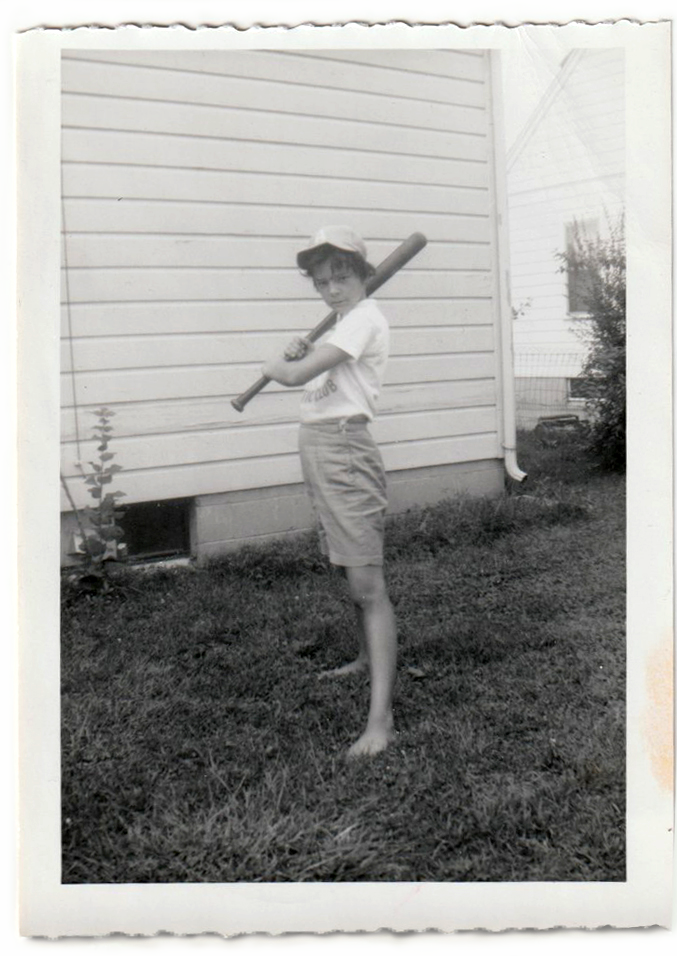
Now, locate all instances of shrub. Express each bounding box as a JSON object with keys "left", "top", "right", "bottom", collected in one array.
[
  {"left": 558, "top": 217, "right": 626, "bottom": 471},
  {"left": 61, "top": 407, "right": 127, "bottom": 590}
]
